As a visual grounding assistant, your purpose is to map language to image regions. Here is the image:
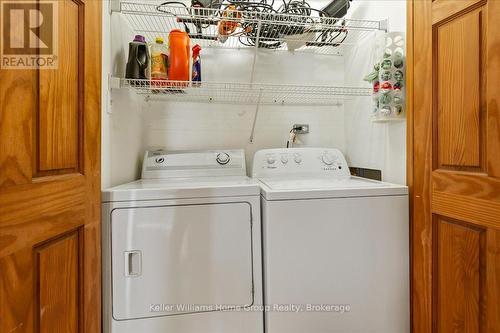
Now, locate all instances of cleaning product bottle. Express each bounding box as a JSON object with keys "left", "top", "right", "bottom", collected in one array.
[
  {"left": 192, "top": 44, "right": 201, "bottom": 85},
  {"left": 150, "top": 37, "right": 168, "bottom": 87},
  {"left": 218, "top": 5, "right": 240, "bottom": 43},
  {"left": 125, "top": 35, "right": 150, "bottom": 85},
  {"left": 168, "top": 29, "right": 190, "bottom": 86}
]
